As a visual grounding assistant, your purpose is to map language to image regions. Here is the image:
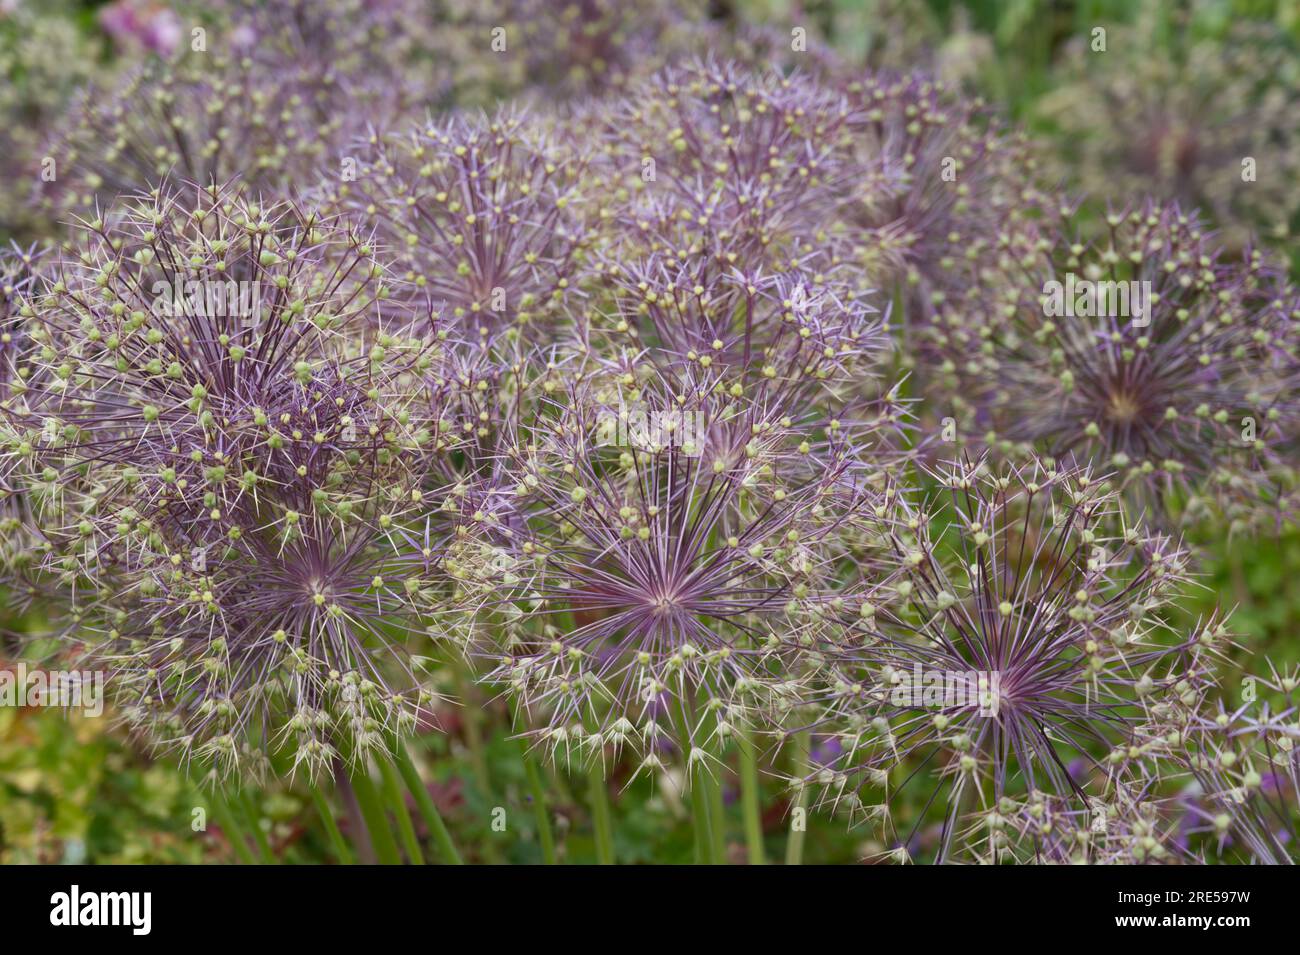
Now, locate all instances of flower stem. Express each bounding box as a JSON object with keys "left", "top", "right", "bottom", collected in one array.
[
  {"left": 349, "top": 760, "right": 403, "bottom": 865},
  {"left": 738, "top": 727, "right": 767, "bottom": 865},
  {"left": 310, "top": 784, "right": 353, "bottom": 865},
  {"left": 391, "top": 739, "right": 464, "bottom": 865},
  {"left": 523, "top": 747, "right": 558, "bottom": 864},
  {"left": 704, "top": 741, "right": 727, "bottom": 864},
  {"left": 509, "top": 693, "right": 558, "bottom": 865},
  {"left": 687, "top": 767, "right": 714, "bottom": 864},
  {"left": 785, "top": 732, "right": 810, "bottom": 866},
  {"left": 586, "top": 760, "right": 615, "bottom": 864},
  {"left": 676, "top": 696, "right": 714, "bottom": 864},
  {"left": 378, "top": 755, "right": 425, "bottom": 865},
  {"left": 452, "top": 657, "right": 492, "bottom": 797},
  {"left": 208, "top": 789, "right": 257, "bottom": 865},
  {"left": 237, "top": 790, "right": 275, "bottom": 864}
]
